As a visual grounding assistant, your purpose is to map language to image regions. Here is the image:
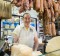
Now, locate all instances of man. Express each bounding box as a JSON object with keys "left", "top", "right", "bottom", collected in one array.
[{"left": 12, "top": 13, "right": 38, "bottom": 51}]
